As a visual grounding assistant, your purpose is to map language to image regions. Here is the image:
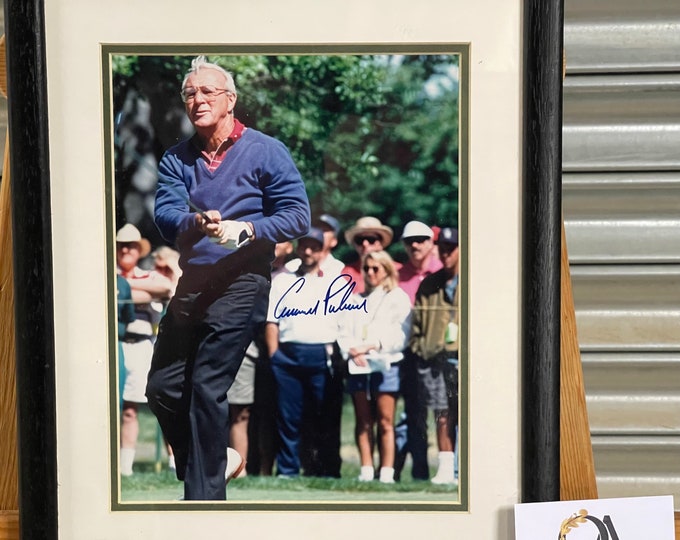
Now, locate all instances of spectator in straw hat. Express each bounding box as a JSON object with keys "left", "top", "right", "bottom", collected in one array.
[
  {"left": 116, "top": 223, "right": 173, "bottom": 477},
  {"left": 341, "top": 216, "right": 400, "bottom": 294}
]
